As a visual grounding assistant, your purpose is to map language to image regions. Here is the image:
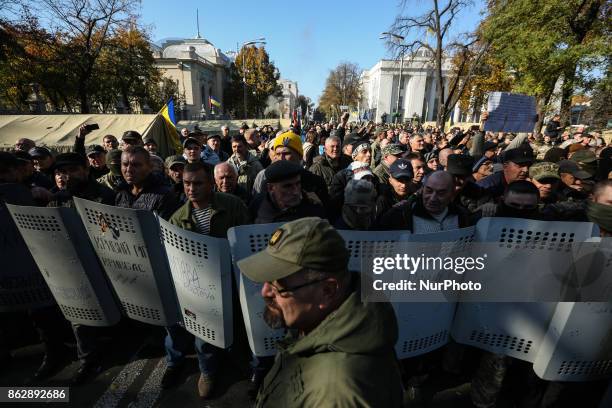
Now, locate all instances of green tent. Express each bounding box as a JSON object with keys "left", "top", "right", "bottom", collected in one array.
[{"left": 0, "top": 114, "right": 179, "bottom": 158}]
